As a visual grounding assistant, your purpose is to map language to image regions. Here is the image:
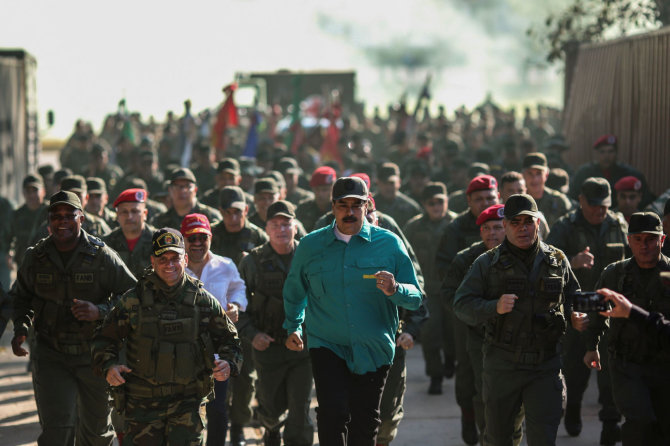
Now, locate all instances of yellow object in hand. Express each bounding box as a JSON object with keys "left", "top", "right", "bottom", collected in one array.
[{"left": 363, "top": 274, "right": 376, "bottom": 279}]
